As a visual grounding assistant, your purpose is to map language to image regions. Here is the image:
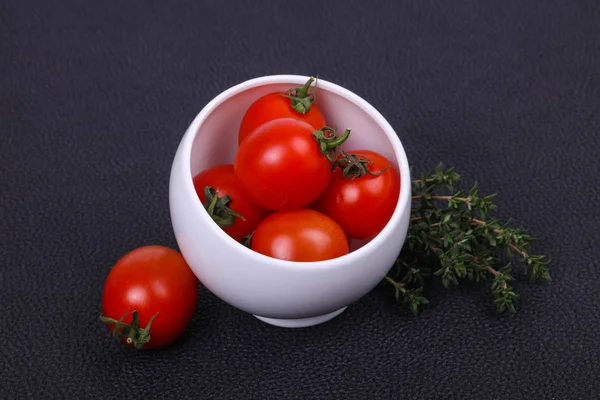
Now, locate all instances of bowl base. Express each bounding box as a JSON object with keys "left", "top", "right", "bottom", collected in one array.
[{"left": 253, "top": 307, "right": 347, "bottom": 328}]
